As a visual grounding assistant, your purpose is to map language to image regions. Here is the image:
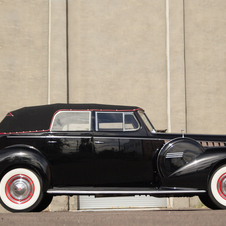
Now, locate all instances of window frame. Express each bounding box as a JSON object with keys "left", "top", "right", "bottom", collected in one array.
[
  {"left": 50, "top": 110, "right": 92, "bottom": 132},
  {"left": 95, "top": 111, "right": 140, "bottom": 132},
  {"left": 138, "top": 111, "right": 156, "bottom": 133}
]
